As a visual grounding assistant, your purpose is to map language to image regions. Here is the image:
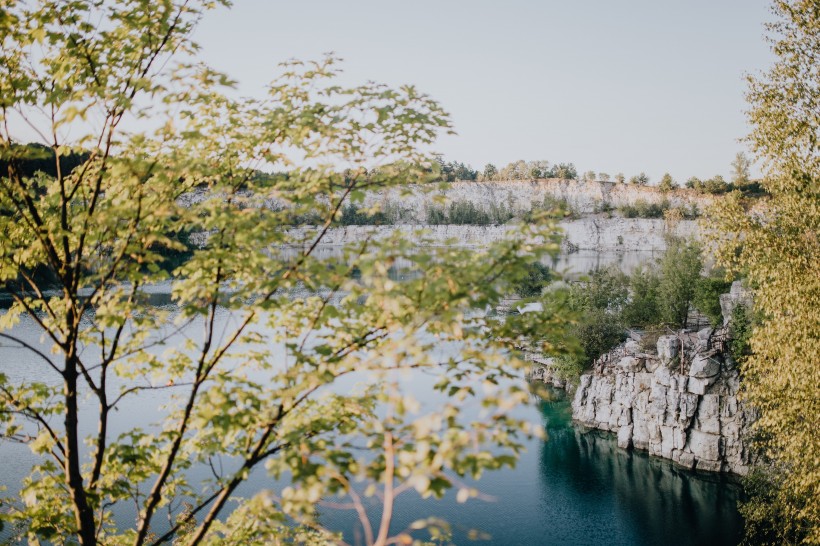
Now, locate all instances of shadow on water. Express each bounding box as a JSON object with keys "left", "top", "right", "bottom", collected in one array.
[
  {"left": 533, "top": 388, "right": 744, "bottom": 546},
  {"left": 319, "top": 387, "right": 744, "bottom": 546}
]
